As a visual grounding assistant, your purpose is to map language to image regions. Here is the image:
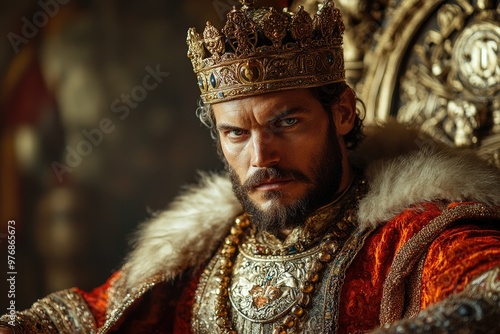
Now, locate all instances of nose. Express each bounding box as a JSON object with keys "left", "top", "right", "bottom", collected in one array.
[{"left": 250, "top": 130, "right": 279, "bottom": 168}]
